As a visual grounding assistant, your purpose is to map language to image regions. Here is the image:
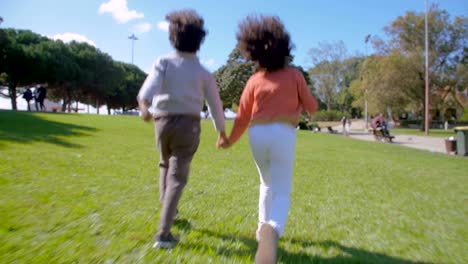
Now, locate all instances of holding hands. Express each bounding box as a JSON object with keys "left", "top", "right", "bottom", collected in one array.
[{"left": 216, "top": 131, "right": 231, "bottom": 149}]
